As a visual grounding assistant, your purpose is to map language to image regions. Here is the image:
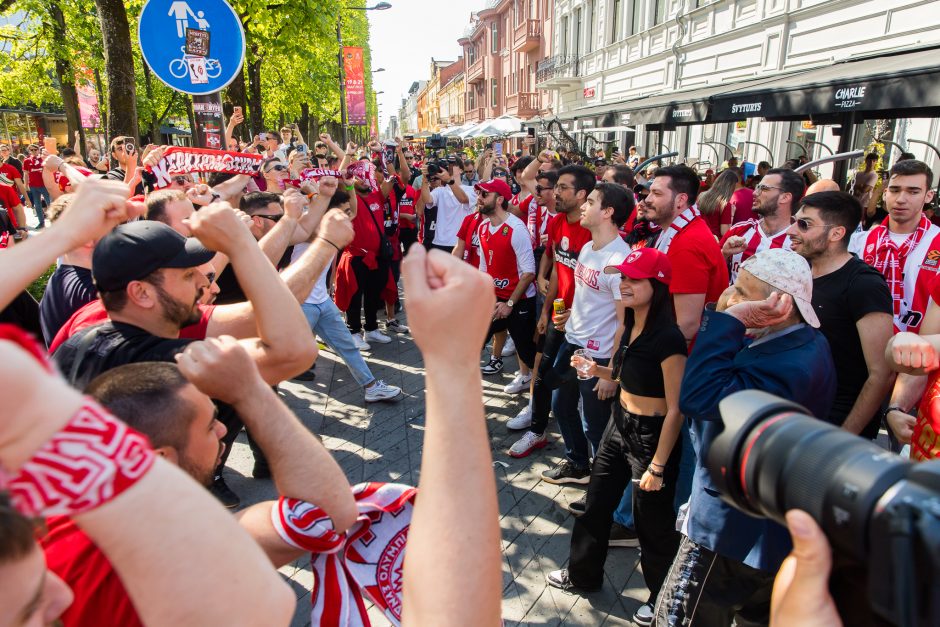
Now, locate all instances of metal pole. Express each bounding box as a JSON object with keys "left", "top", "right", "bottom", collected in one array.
[
  {"left": 337, "top": 17, "right": 348, "bottom": 146},
  {"left": 795, "top": 150, "right": 864, "bottom": 174},
  {"left": 806, "top": 139, "right": 833, "bottom": 156},
  {"left": 879, "top": 139, "right": 906, "bottom": 164},
  {"left": 699, "top": 142, "right": 720, "bottom": 164},
  {"left": 635, "top": 151, "right": 679, "bottom": 174},
  {"left": 785, "top": 140, "right": 807, "bottom": 158},
  {"left": 741, "top": 141, "right": 773, "bottom": 161},
  {"left": 907, "top": 139, "right": 940, "bottom": 199}
]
